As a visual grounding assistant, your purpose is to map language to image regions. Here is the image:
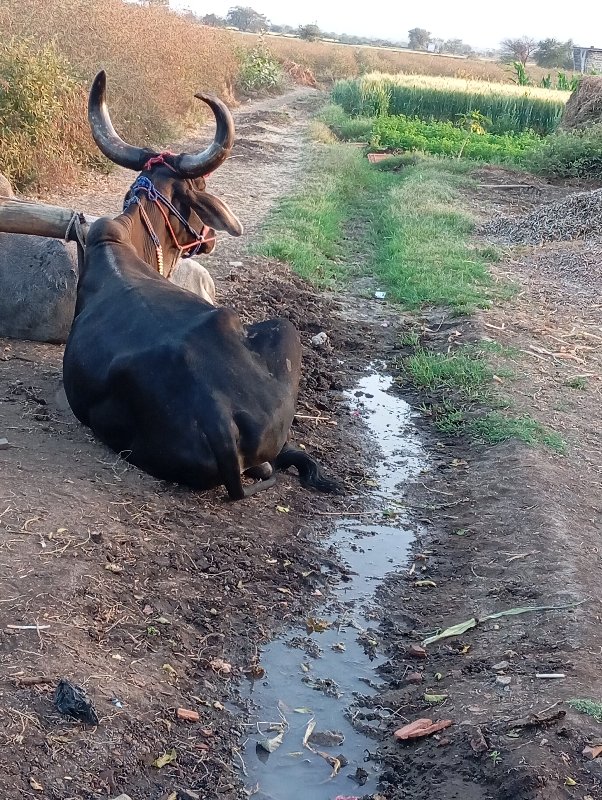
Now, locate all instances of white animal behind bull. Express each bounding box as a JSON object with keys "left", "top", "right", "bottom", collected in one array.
[{"left": 0, "top": 172, "right": 216, "bottom": 343}]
